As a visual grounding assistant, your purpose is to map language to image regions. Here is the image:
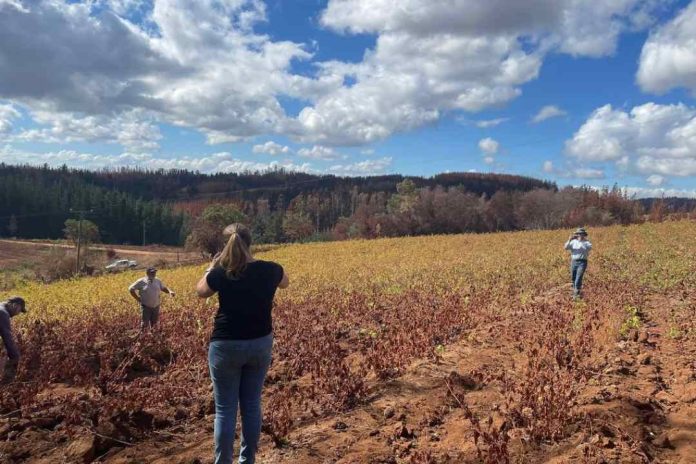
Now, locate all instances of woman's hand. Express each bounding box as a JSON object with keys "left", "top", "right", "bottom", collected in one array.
[{"left": 278, "top": 271, "right": 290, "bottom": 289}]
